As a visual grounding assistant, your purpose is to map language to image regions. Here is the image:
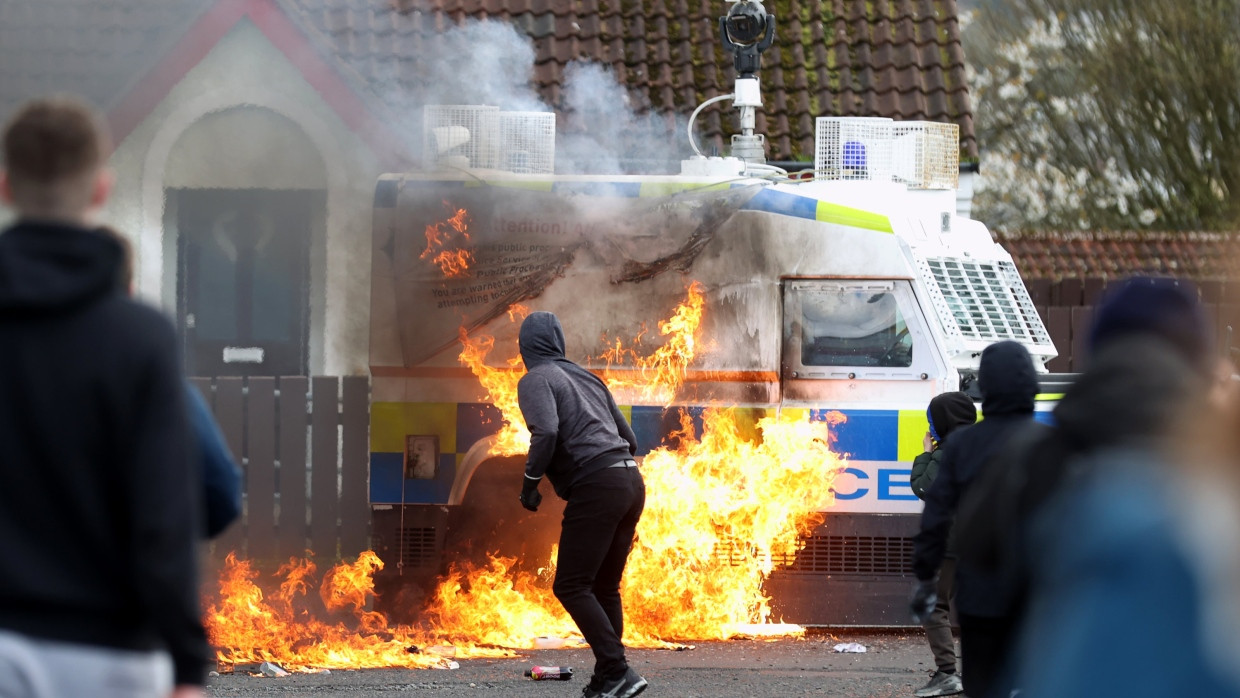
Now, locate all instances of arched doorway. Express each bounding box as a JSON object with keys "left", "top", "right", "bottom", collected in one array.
[{"left": 164, "top": 106, "right": 326, "bottom": 376}]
